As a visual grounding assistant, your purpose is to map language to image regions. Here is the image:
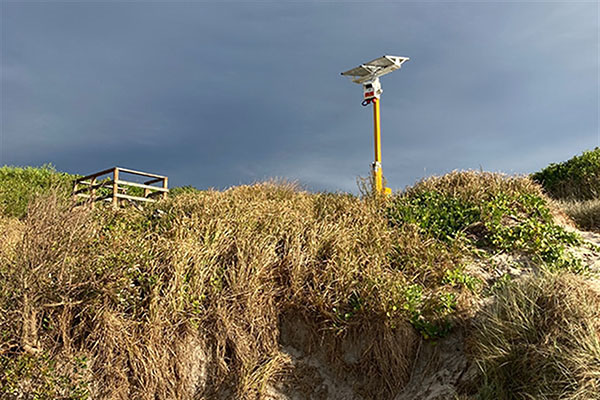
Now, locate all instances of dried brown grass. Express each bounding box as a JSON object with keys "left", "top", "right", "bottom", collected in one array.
[
  {"left": 0, "top": 183, "right": 425, "bottom": 399},
  {"left": 405, "top": 170, "right": 546, "bottom": 203},
  {"left": 164, "top": 183, "right": 420, "bottom": 398},
  {"left": 559, "top": 199, "right": 600, "bottom": 232},
  {"left": 471, "top": 272, "right": 600, "bottom": 399}
]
